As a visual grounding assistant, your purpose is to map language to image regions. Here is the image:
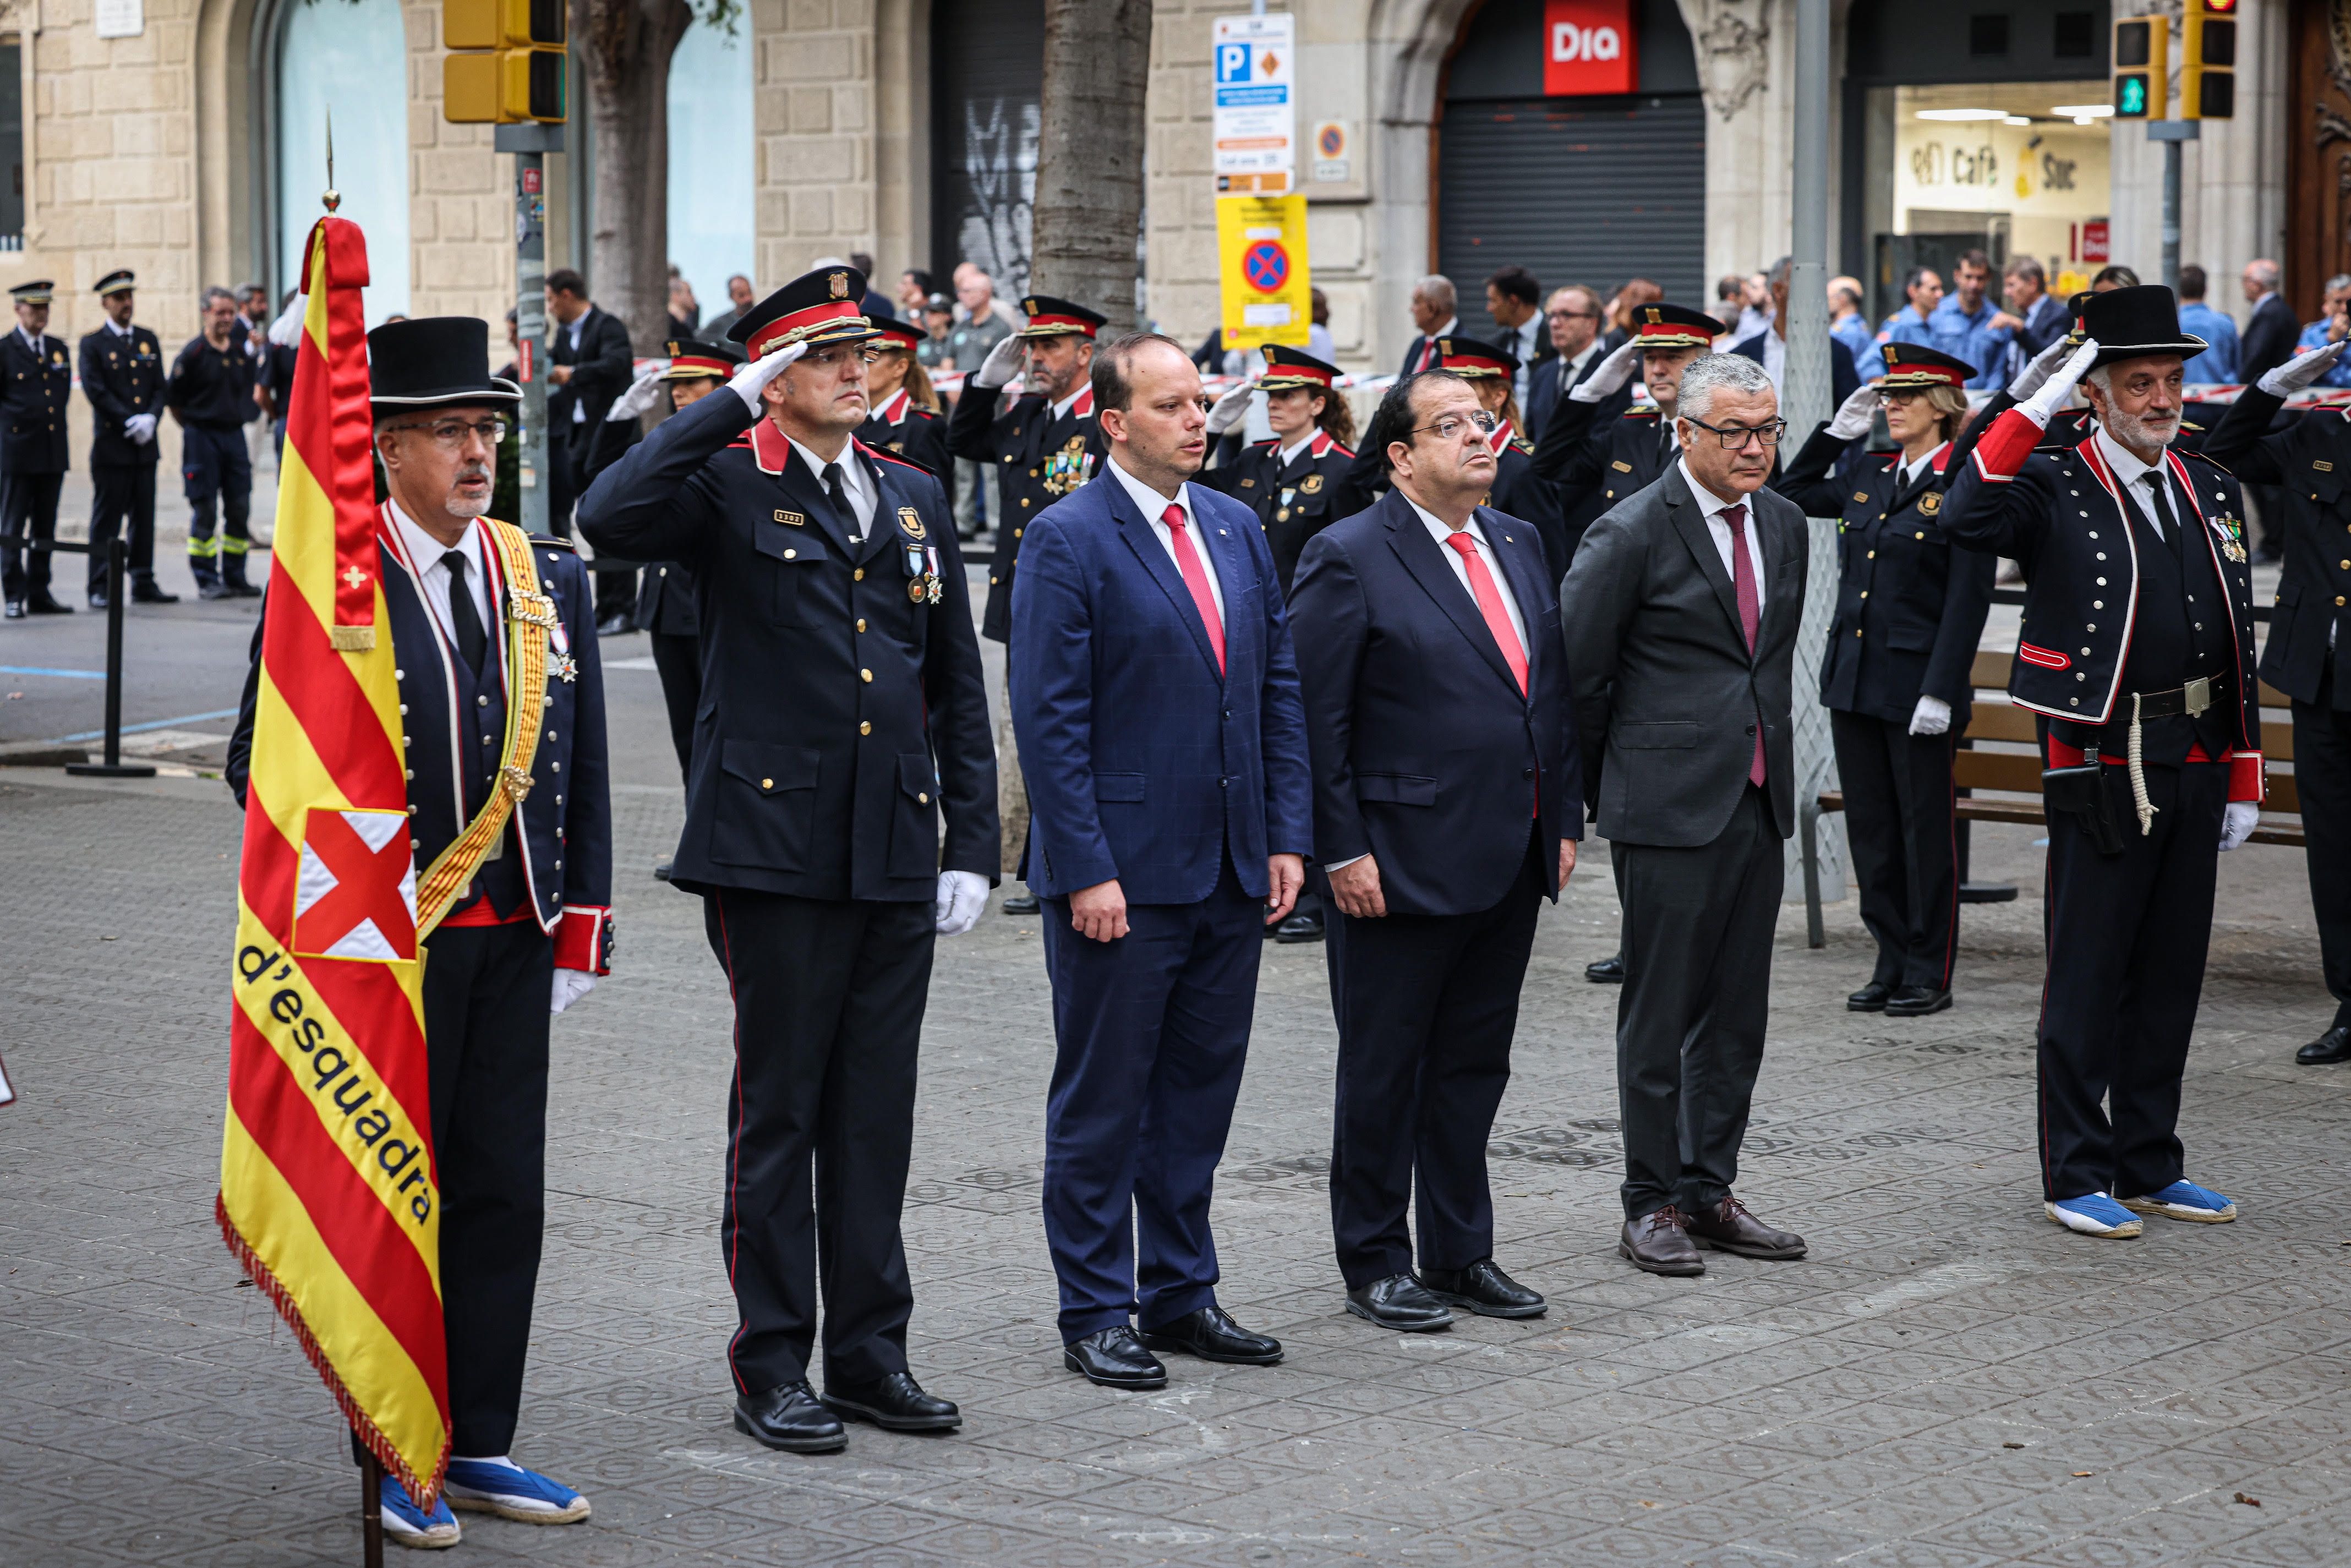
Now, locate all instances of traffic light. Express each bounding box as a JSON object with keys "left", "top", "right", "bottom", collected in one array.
[
  {"left": 2183, "top": 0, "right": 2237, "bottom": 120},
  {"left": 444, "top": 0, "right": 566, "bottom": 124},
  {"left": 2112, "top": 15, "right": 2167, "bottom": 120}
]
